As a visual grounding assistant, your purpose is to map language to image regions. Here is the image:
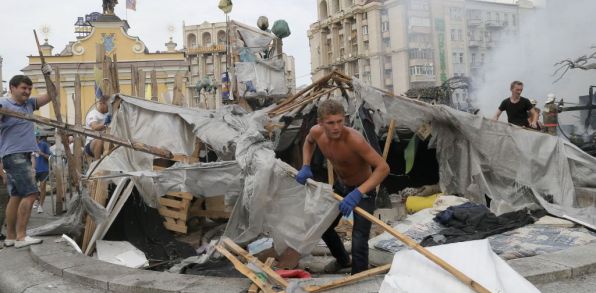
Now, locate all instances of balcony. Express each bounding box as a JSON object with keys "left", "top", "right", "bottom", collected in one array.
[
  {"left": 468, "top": 40, "right": 482, "bottom": 48},
  {"left": 467, "top": 18, "right": 482, "bottom": 26},
  {"left": 187, "top": 44, "right": 225, "bottom": 55},
  {"left": 410, "top": 75, "right": 436, "bottom": 82},
  {"left": 485, "top": 20, "right": 504, "bottom": 29}
]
